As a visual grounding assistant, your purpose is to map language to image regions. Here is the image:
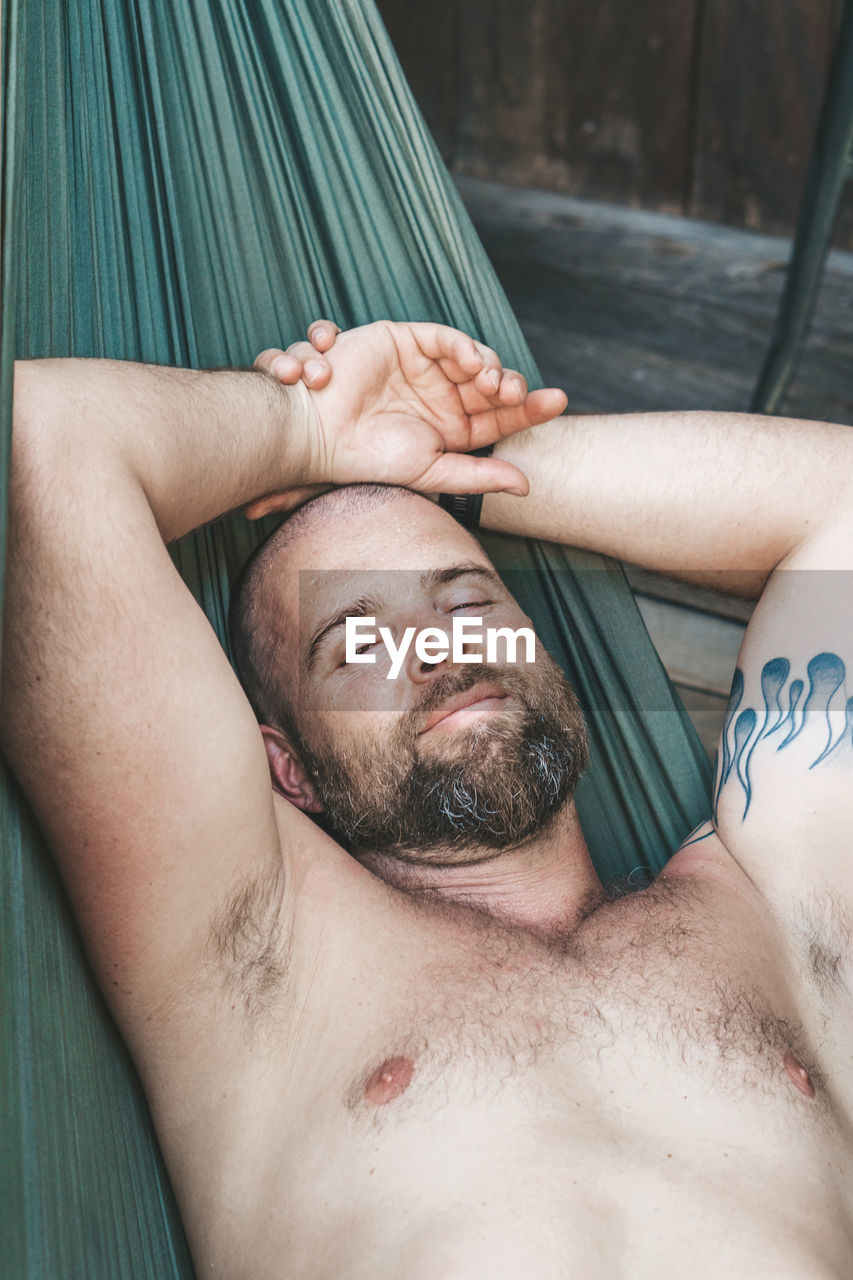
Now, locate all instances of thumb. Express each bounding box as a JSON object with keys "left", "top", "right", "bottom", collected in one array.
[{"left": 415, "top": 454, "right": 530, "bottom": 497}]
